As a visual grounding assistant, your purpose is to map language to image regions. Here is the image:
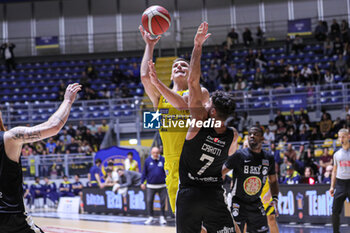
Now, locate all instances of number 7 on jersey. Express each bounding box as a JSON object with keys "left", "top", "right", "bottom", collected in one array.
[{"left": 197, "top": 153, "right": 214, "bottom": 175}]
